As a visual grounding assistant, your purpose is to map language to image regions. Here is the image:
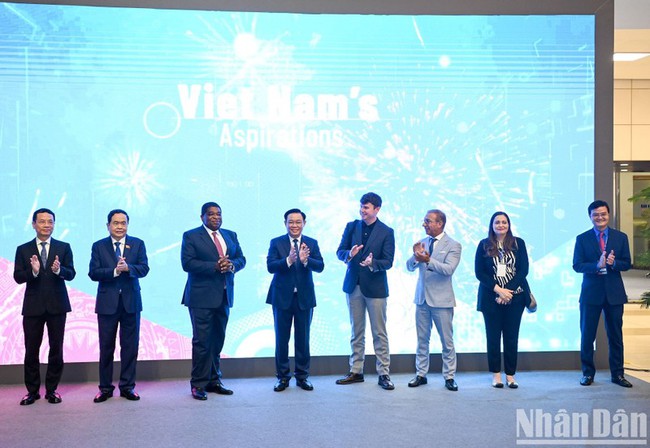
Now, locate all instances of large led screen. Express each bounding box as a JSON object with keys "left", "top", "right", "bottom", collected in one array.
[{"left": 0, "top": 2, "right": 595, "bottom": 364}]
